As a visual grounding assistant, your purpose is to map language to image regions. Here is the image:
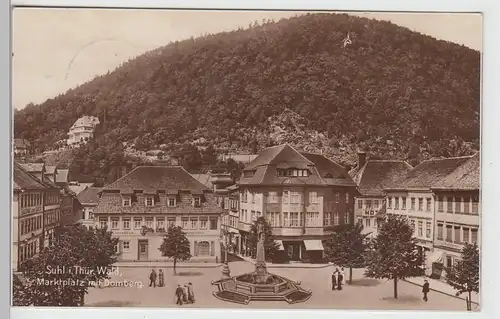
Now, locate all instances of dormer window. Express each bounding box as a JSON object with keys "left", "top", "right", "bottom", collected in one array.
[
  {"left": 122, "top": 197, "right": 131, "bottom": 207},
  {"left": 168, "top": 197, "right": 176, "bottom": 207},
  {"left": 277, "top": 169, "right": 309, "bottom": 177},
  {"left": 193, "top": 196, "right": 201, "bottom": 207},
  {"left": 145, "top": 196, "right": 154, "bottom": 207}
]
